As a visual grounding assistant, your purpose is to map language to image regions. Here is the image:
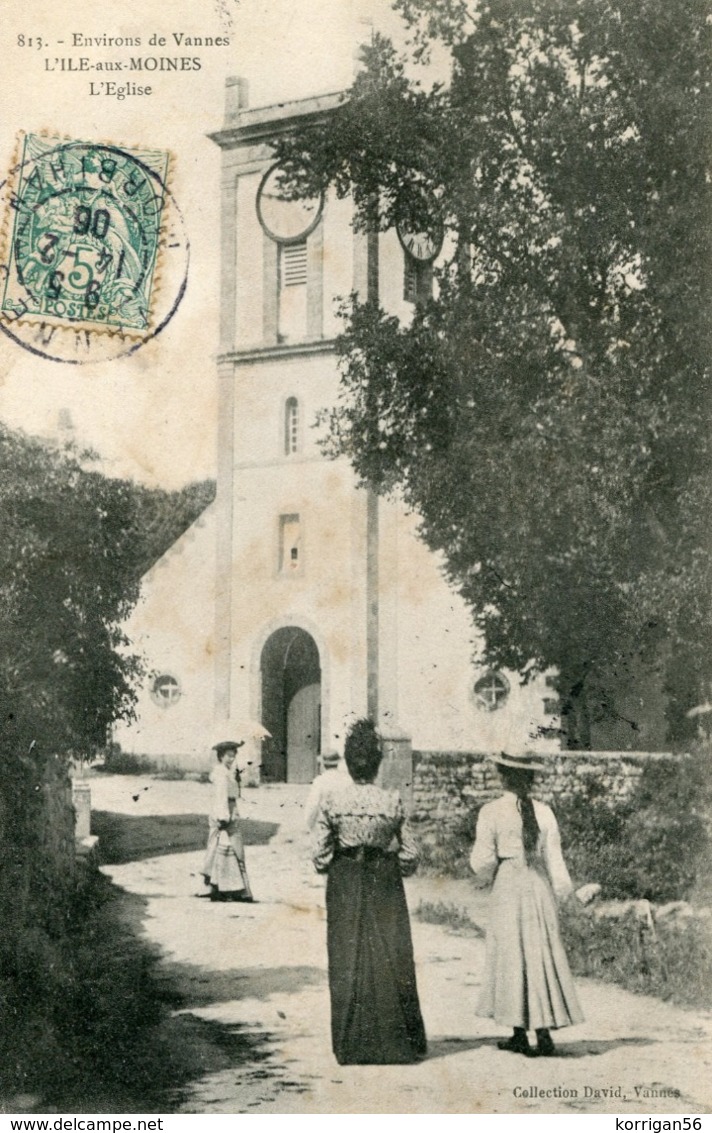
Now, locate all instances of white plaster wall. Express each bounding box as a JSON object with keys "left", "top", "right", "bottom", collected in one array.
[
  {"left": 112, "top": 504, "right": 217, "bottom": 768},
  {"left": 235, "top": 170, "right": 265, "bottom": 349},
  {"left": 226, "top": 446, "right": 366, "bottom": 756},
  {"left": 322, "top": 192, "right": 356, "bottom": 337},
  {"left": 232, "top": 352, "right": 335, "bottom": 466},
  {"left": 116, "top": 98, "right": 558, "bottom": 771}
]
